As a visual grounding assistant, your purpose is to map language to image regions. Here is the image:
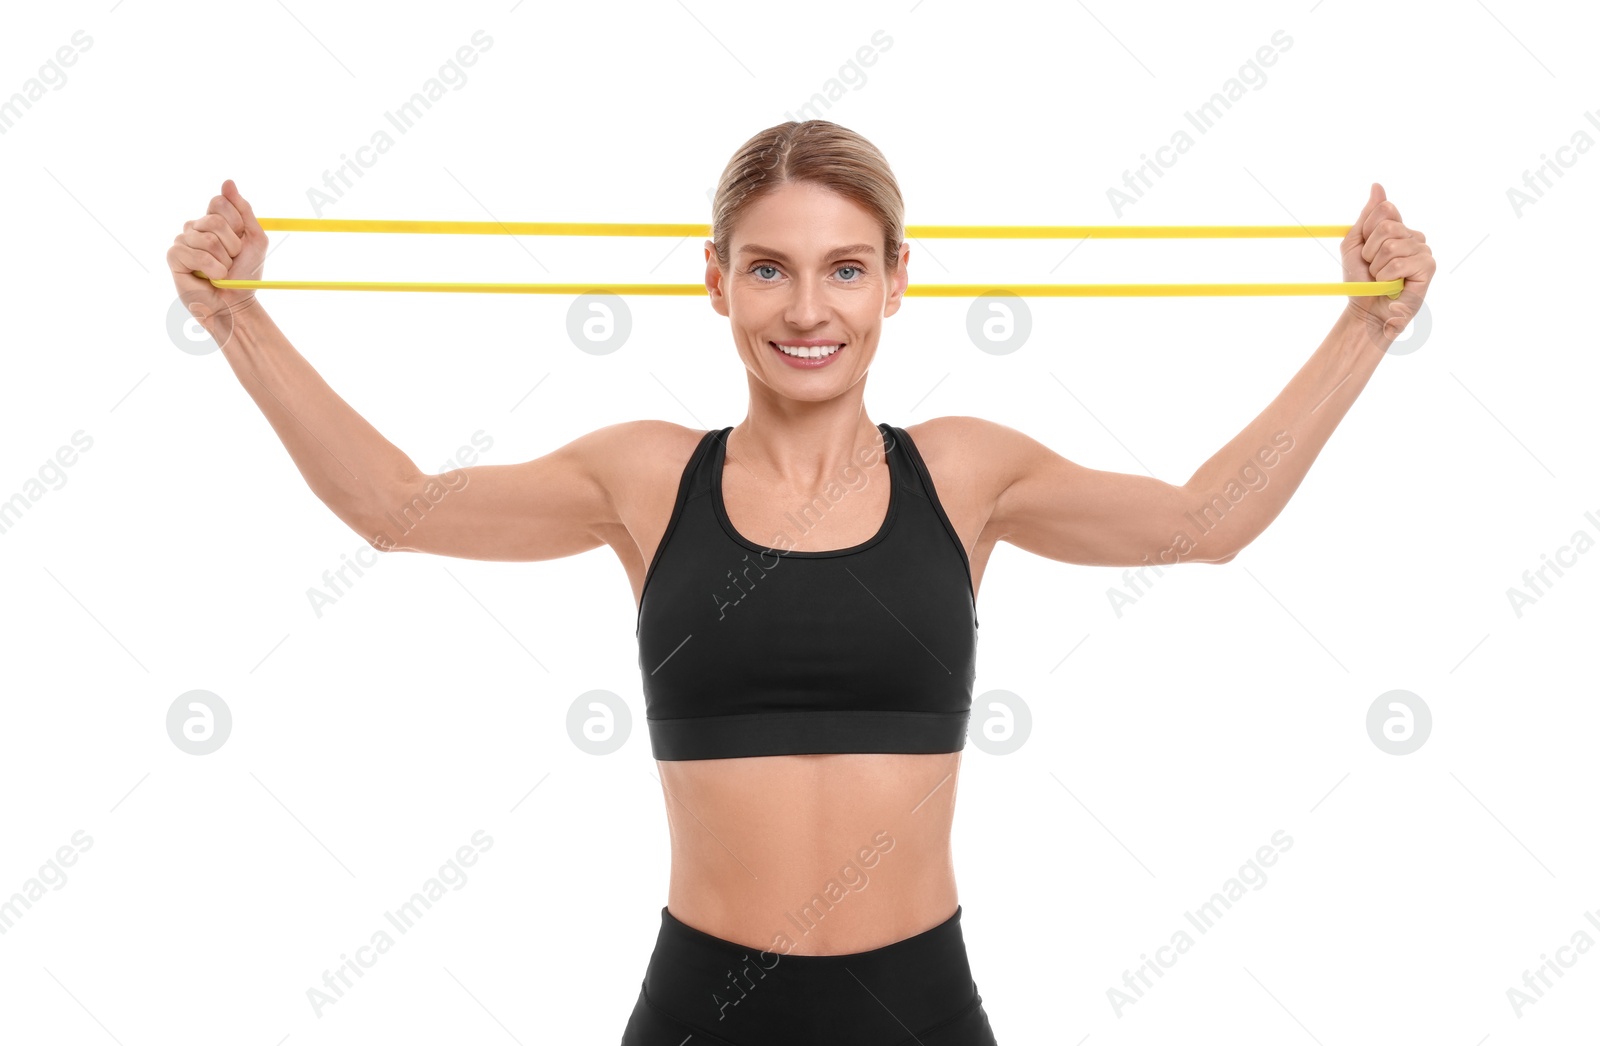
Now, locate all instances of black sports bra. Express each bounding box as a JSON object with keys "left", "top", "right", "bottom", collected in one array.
[{"left": 635, "top": 423, "right": 979, "bottom": 760}]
